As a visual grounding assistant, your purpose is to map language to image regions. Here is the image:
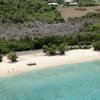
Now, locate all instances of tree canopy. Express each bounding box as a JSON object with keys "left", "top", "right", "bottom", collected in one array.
[{"left": 0, "top": 0, "right": 63, "bottom": 23}]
